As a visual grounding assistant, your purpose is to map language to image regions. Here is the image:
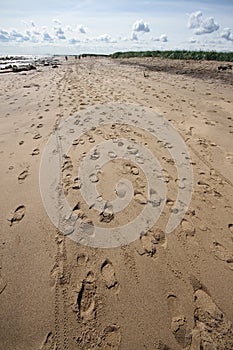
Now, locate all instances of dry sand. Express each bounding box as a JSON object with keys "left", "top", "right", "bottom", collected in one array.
[{"left": 0, "top": 56, "right": 233, "bottom": 349}]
